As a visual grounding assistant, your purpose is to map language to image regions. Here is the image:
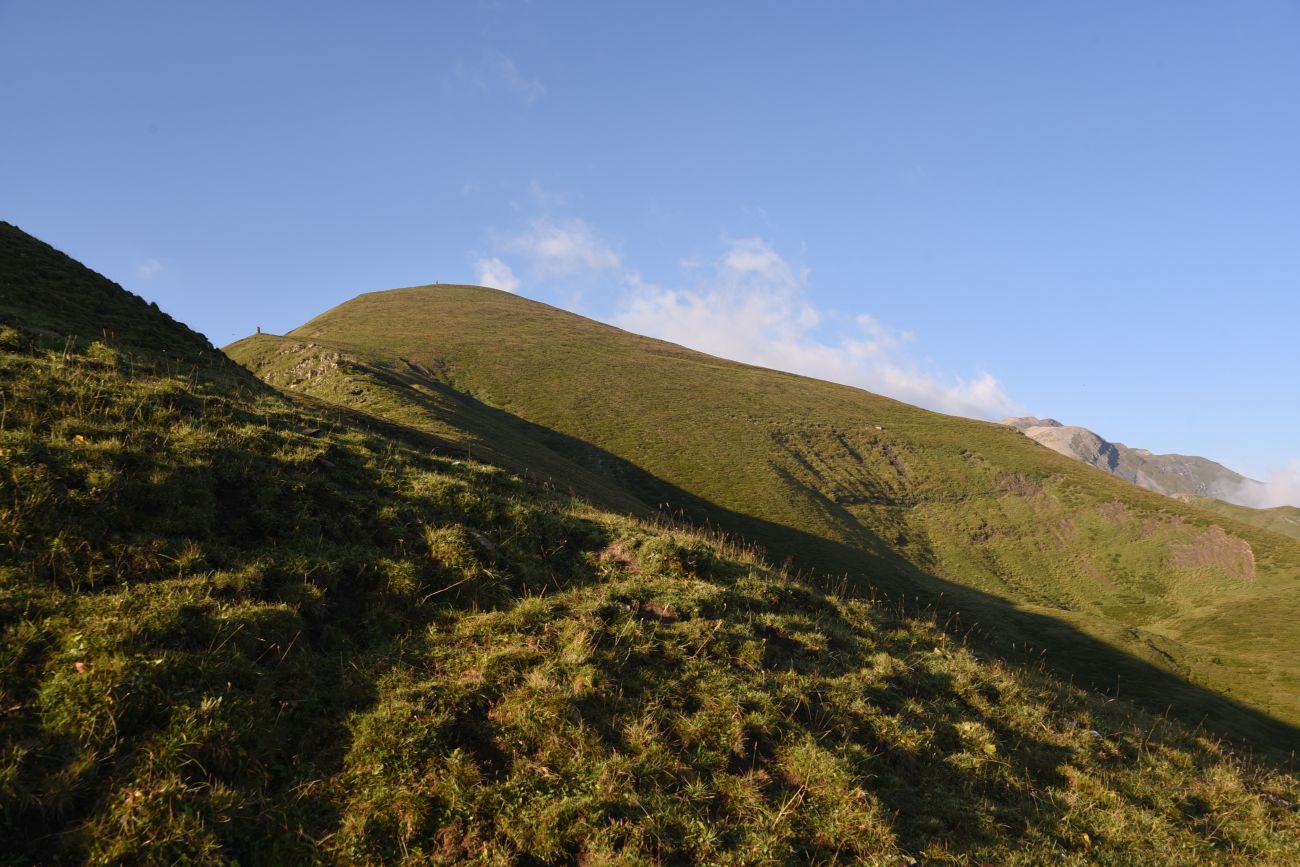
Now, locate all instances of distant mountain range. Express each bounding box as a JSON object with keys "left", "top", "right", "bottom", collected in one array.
[{"left": 1001, "top": 416, "right": 1260, "bottom": 503}]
